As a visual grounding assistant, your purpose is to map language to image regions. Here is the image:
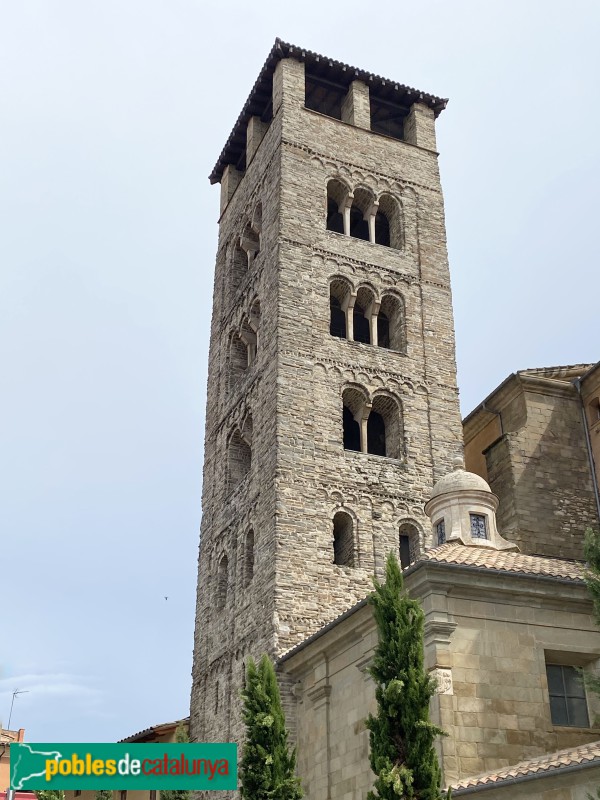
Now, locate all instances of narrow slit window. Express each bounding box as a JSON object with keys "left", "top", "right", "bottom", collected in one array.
[
  {"left": 436, "top": 519, "right": 446, "bottom": 545},
  {"left": 333, "top": 512, "right": 354, "bottom": 567}
]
